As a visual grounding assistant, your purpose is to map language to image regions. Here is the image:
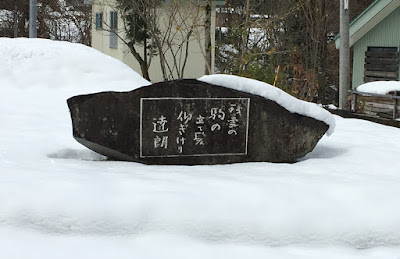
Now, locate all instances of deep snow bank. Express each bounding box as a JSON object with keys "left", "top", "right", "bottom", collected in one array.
[
  {"left": 1, "top": 38, "right": 400, "bottom": 258},
  {"left": 199, "top": 75, "right": 336, "bottom": 135},
  {"left": 0, "top": 37, "right": 150, "bottom": 93}
]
